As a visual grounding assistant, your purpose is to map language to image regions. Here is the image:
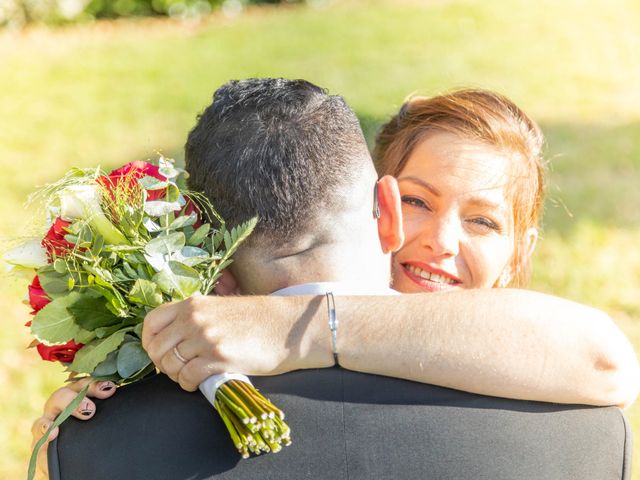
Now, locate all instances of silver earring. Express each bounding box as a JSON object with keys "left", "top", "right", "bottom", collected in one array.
[
  {"left": 372, "top": 183, "right": 381, "bottom": 219},
  {"left": 498, "top": 272, "right": 511, "bottom": 288}
]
